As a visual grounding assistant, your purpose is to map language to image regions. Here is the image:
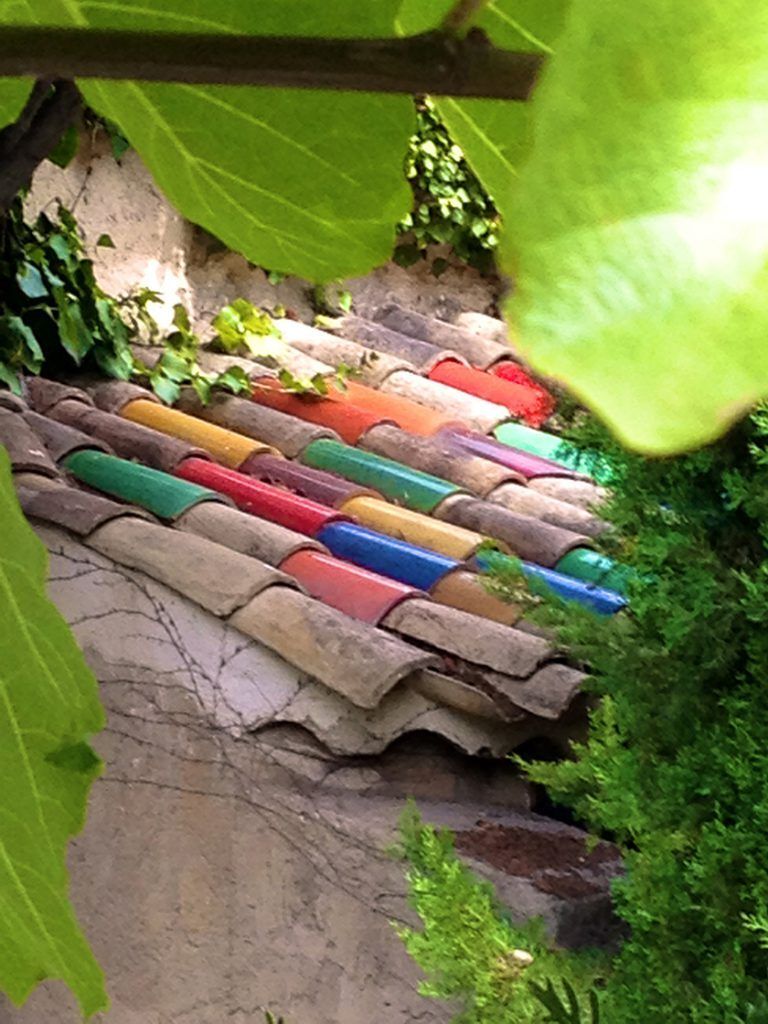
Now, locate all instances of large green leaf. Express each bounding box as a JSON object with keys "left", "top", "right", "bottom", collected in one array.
[
  {"left": 434, "top": 1, "right": 567, "bottom": 206},
  {"left": 508, "top": 0, "right": 768, "bottom": 453},
  {"left": 0, "top": 448, "right": 106, "bottom": 1014},
  {"left": 4, "top": 0, "right": 422, "bottom": 282},
  {"left": 0, "top": 79, "right": 30, "bottom": 130}
]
